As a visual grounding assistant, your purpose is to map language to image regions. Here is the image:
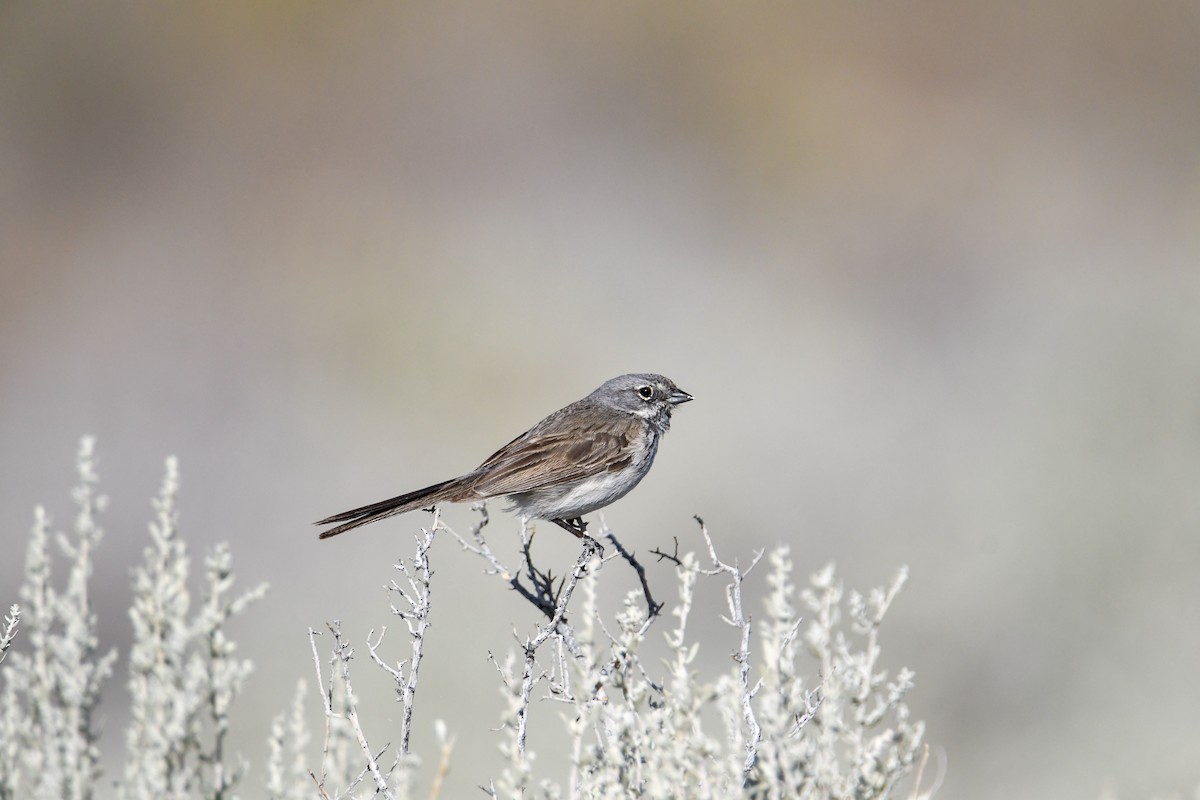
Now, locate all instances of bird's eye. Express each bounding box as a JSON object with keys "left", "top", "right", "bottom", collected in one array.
[{"left": 637, "top": 385, "right": 655, "bottom": 400}]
